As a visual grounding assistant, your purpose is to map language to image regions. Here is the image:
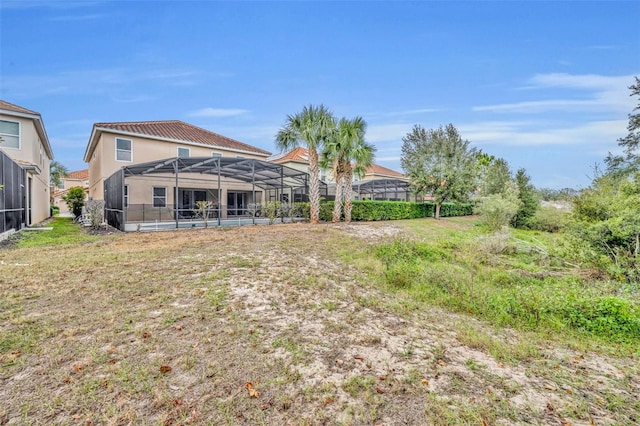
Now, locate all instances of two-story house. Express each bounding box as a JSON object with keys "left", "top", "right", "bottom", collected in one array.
[
  {"left": 83, "top": 120, "right": 300, "bottom": 229},
  {"left": 0, "top": 100, "right": 54, "bottom": 227}
]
